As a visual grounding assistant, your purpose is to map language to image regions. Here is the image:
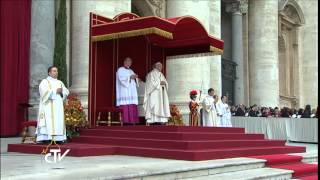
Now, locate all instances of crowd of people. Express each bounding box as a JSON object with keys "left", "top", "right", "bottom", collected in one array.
[
  {"left": 230, "top": 104, "right": 319, "bottom": 118},
  {"left": 187, "top": 88, "right": 319, "bottom": 128}
]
